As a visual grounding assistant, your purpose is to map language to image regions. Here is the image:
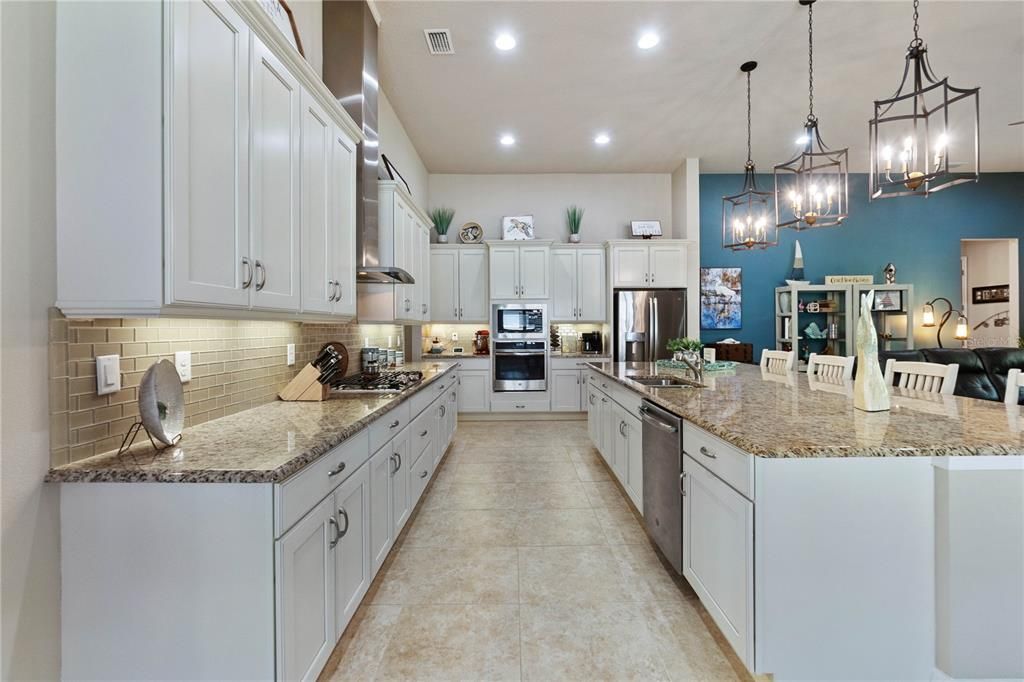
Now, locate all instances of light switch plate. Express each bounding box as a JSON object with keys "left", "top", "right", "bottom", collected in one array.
[
  {"left": 287, "top": 343, "right": 296, "bottom": 366},
  {"left": 174, "top": 351, "right": 192, "bottom": 383},
  {"left": 95, "top": 354, "right": 121, "bottom": 396}
]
